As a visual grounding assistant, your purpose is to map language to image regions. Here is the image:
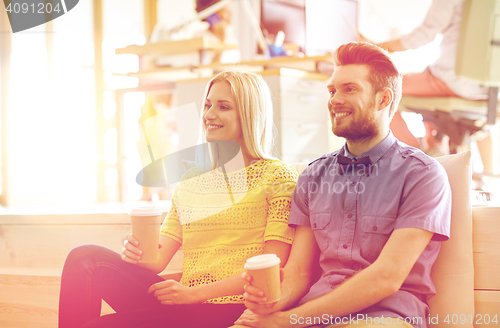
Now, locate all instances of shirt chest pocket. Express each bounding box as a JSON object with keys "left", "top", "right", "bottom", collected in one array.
[
  {"left": 359, "top": 216, "right": 395, "bottom": 263},
  {"left": 311, "top": 213, "right": 331, "bottom": 252}
]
